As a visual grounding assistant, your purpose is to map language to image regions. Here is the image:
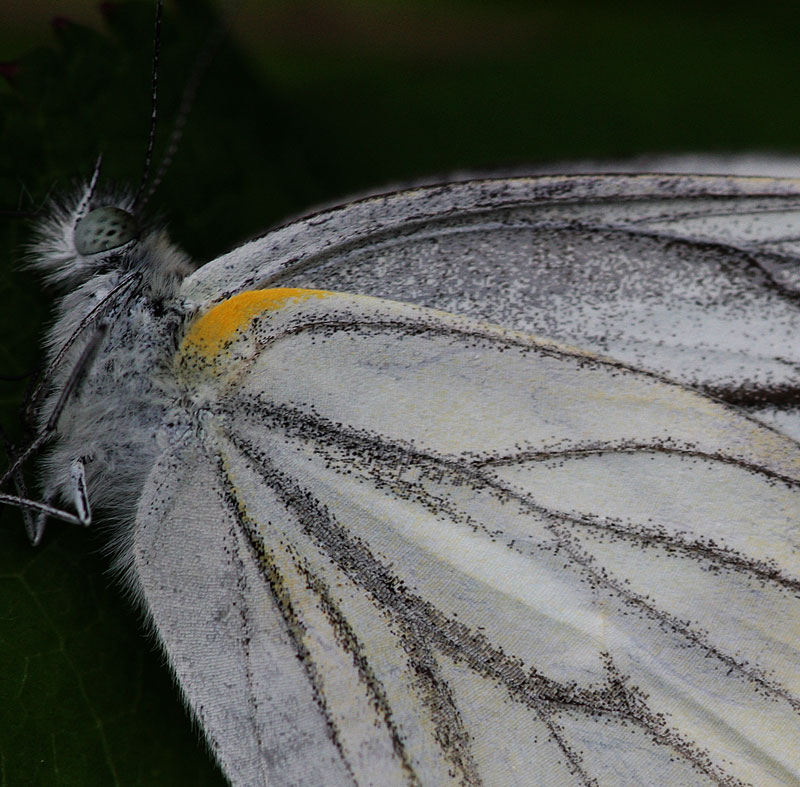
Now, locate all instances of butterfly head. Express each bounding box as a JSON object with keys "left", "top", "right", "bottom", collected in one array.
[{"left": 30, "top": 179, "right": 194, "bottom": 300}]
